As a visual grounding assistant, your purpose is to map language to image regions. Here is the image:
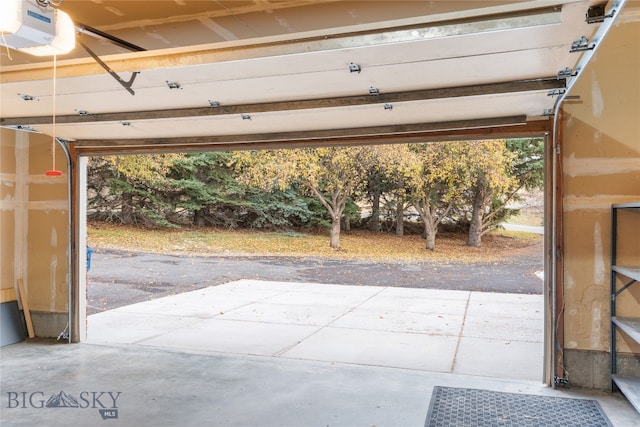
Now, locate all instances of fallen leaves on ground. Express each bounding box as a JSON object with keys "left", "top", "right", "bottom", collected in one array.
[{"left": 87, "top": 223, "right": 541, "bottom": 264}]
